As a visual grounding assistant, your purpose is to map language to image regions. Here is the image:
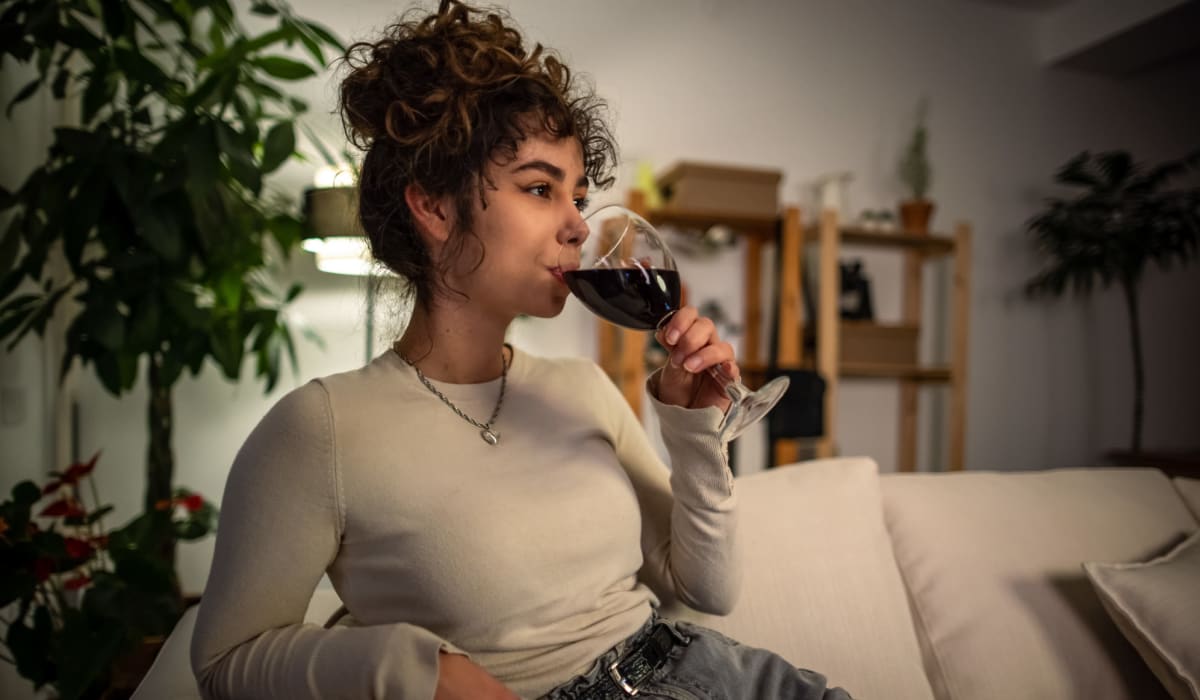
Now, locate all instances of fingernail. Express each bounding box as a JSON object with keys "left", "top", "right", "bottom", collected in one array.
[
  {"left": 683, "top": 357, "right": 700, "bottom": 372},
  {"left": 666, "top": 330, "right": 679, "bottom": 345}
]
